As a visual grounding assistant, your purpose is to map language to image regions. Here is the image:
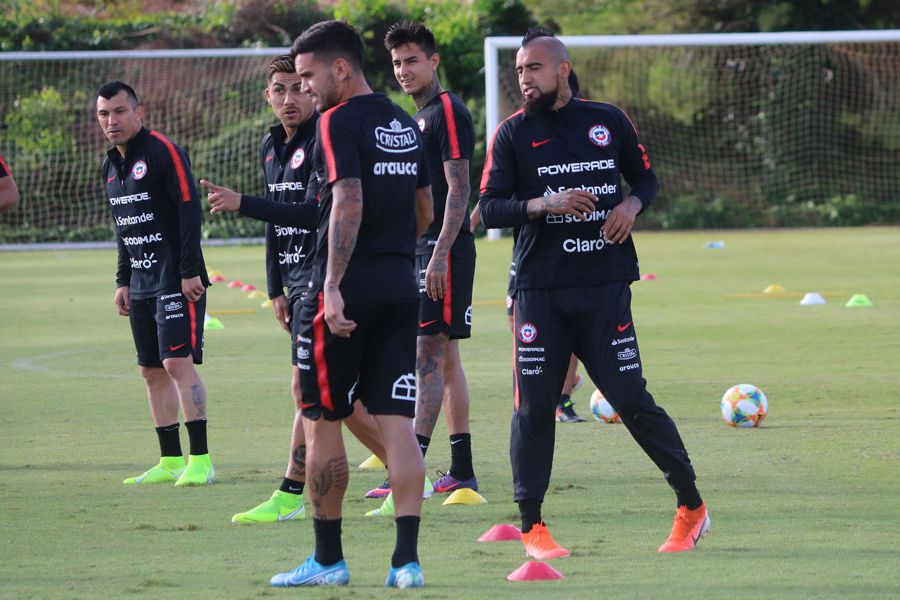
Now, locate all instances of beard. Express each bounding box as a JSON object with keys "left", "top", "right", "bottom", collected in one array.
[{"left": 522, "top": 85, "right": 558, "bottom": 117}]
